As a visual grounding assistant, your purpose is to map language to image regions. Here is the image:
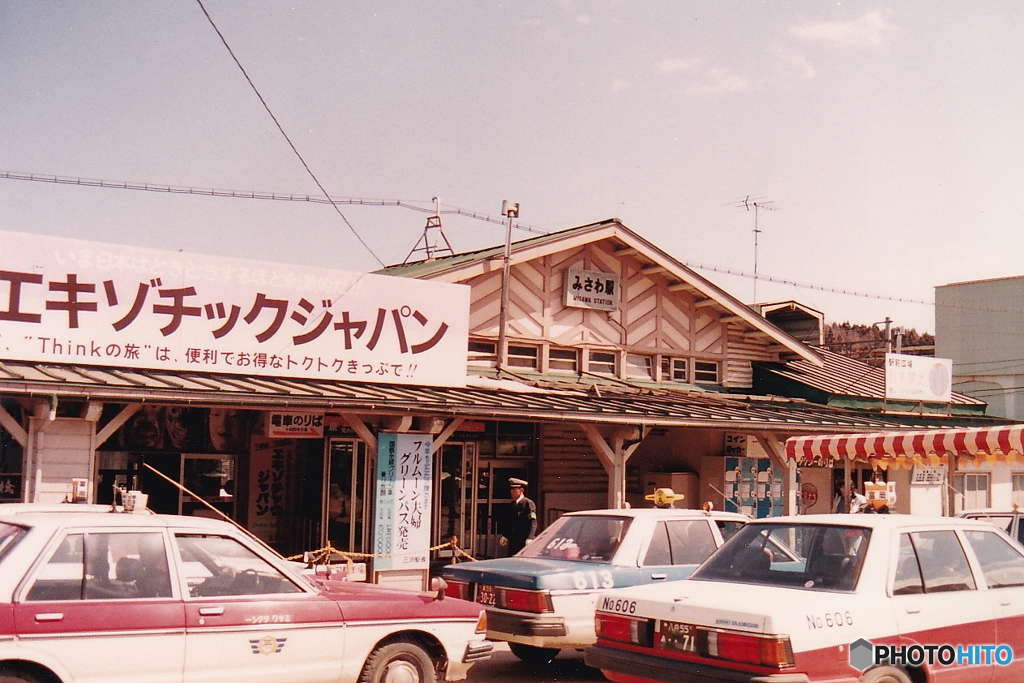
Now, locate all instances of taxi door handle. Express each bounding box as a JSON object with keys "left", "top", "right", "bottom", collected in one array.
[
  {"left": 650, "top": 573, "right": 667, "bottom": 580},
  {"left": 199, "top": 607, "right": 224, "bottom": 617},
  {"left": 904, "top": 607, "right": 921, "bottom": 614},
  {"left": 34, "top": 613, "right": 64, "bottom": 622}
]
